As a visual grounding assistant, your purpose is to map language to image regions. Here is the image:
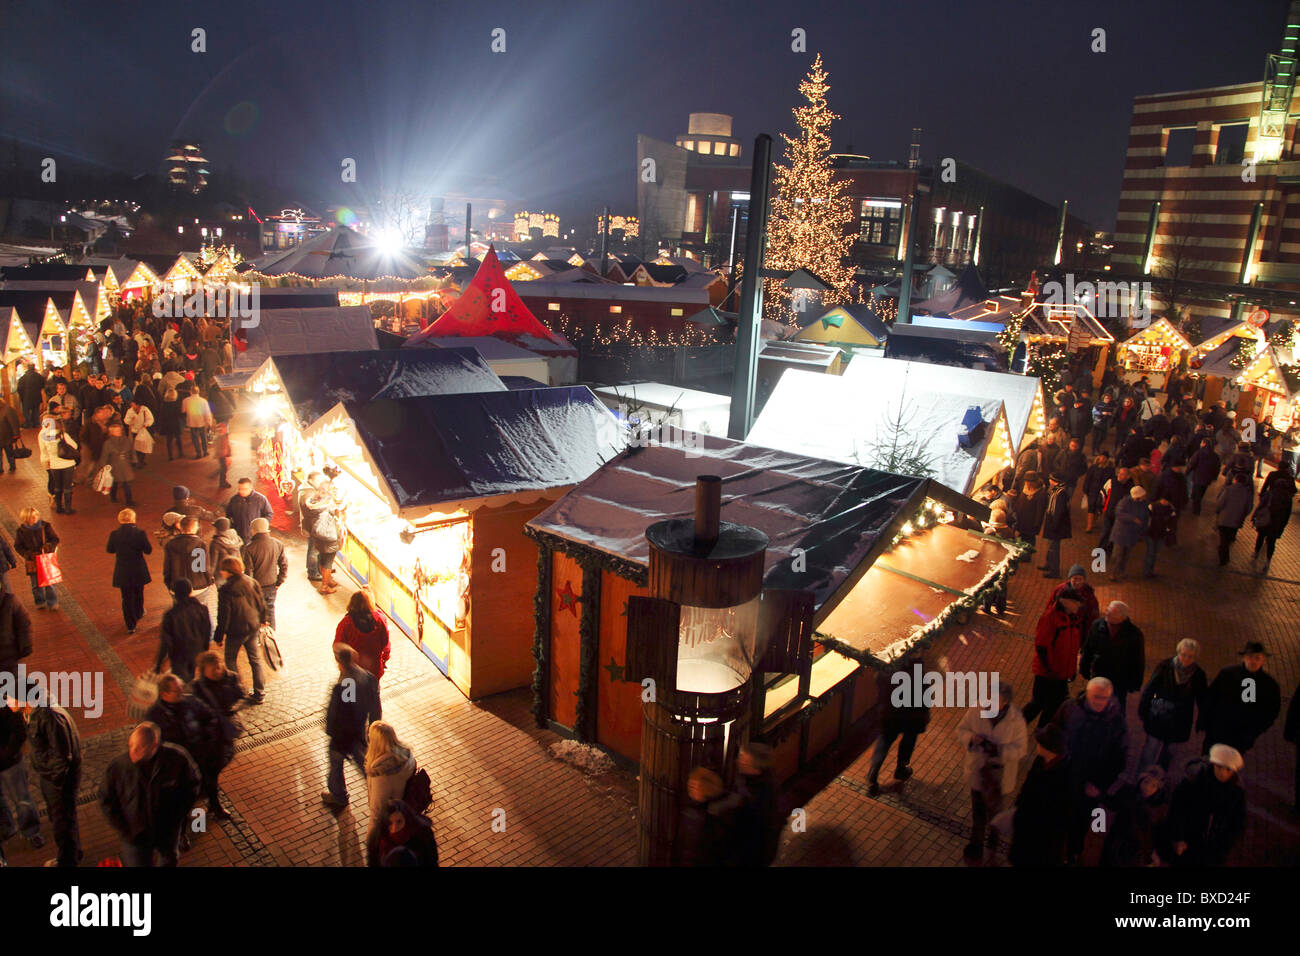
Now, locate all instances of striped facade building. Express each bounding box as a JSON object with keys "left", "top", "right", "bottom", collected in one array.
[{"left": 1114, "top": 4, "right": 1300, "bottom": 324}]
